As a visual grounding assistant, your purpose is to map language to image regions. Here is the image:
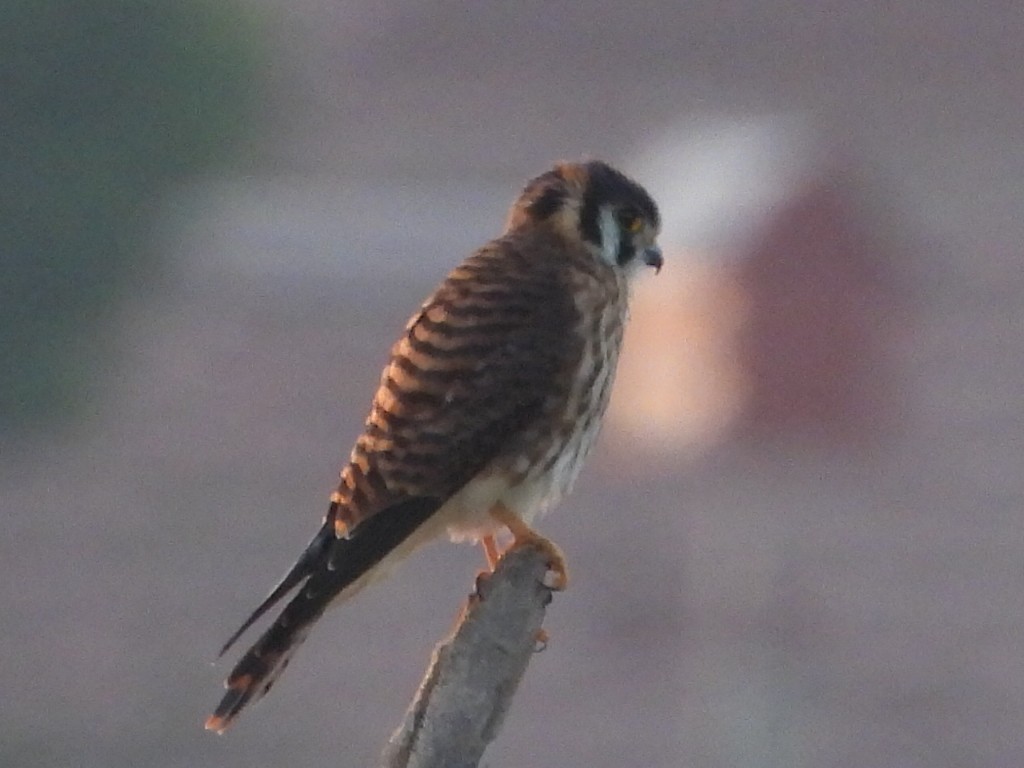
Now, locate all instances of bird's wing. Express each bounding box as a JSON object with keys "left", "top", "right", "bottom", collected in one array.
[{"left": 335, "top": 238, "right": 584, "bottom": 532}]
